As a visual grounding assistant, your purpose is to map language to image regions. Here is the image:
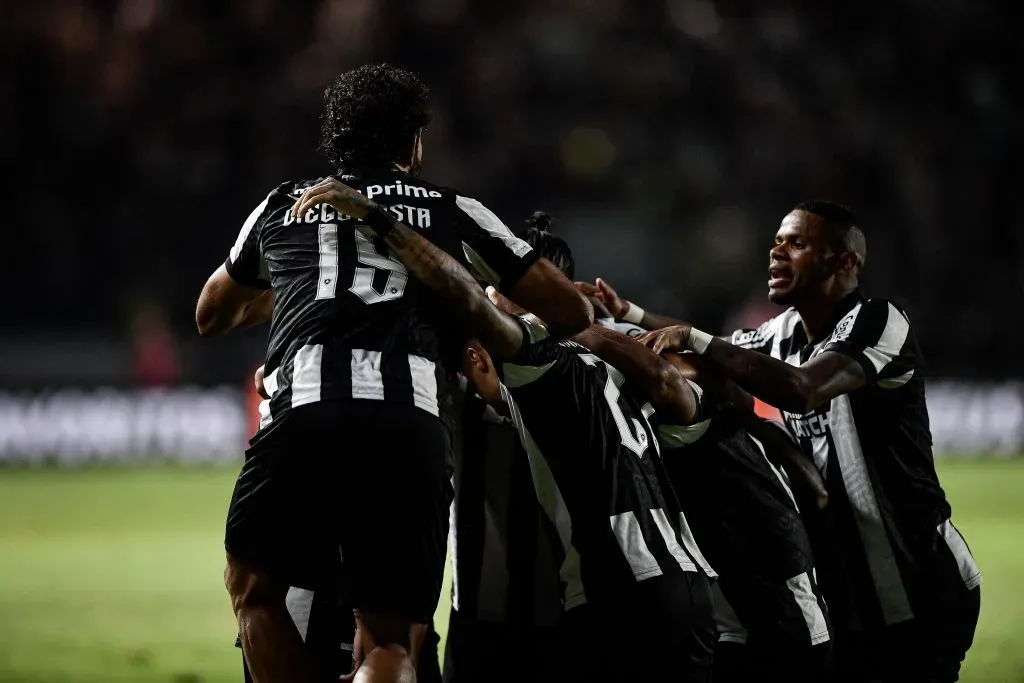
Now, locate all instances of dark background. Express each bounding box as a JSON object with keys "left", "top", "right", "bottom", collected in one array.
[{"left": 3, "top": 0, "right": 1019, "bottom": 387}]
